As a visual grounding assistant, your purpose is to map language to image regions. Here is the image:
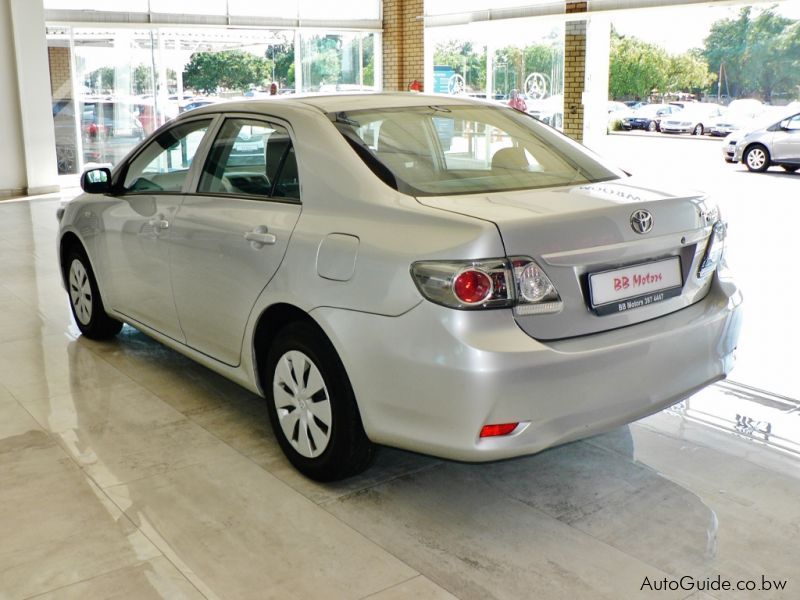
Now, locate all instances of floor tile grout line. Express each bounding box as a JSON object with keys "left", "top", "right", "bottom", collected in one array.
[
  {"left": 319, "top": 464, "right": 687, "bottom": 600},
  {"left": 18, "top": 555, "right": 208, "bottom": 600},
  {"left": 7, "top": 374, "right": 212, "bottom": 600},
  {"left": 98, "top": 487, "right": 217, "bottom": 600},
  {"left": 356, "top": 574, "right": 434, "bottom": 600},
  {"left": 7, "top": 396, "right": 210, "bottom": 600}
]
